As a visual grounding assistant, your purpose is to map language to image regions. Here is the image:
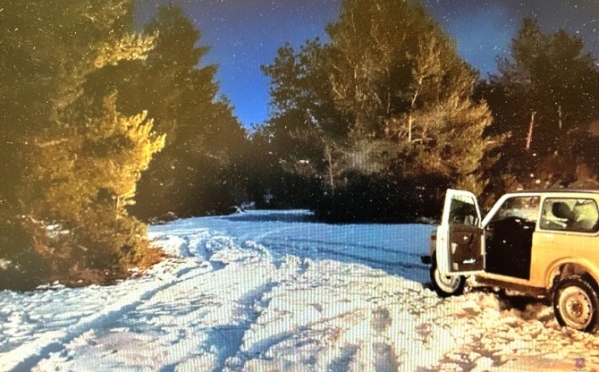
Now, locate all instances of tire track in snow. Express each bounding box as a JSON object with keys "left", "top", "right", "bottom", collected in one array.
[
  {"left": 204, "top": 280, "right": 279, "bottom": 371},
  {"left": 0, "top": 259, "right": 213, "bottom": 372},
  {"left": 195, "top": 253, "right": 305, "bottom": 370},
  {"left": 150, "top": 229, "right": 284, "bottom": 372},
  {"left": 239, "top": 224, "right": 301, "bottom": 242},
  {"left": 240, "top": 224, "right": 427, "bottom": 281},
  {"left": 260, "top": 238, "right": 427, "bottom": 281},
  {"left": 284, "top": 237, "right": 419, "bottom": 257},
  {"left": 238, "top": 224, "right": 306, "bottom": 257}
]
